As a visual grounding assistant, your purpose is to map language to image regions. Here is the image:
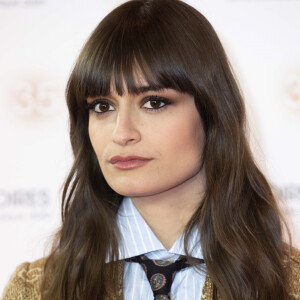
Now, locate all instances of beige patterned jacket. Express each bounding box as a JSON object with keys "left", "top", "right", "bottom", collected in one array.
[{"left": 2, "top": 249, "right": 300, "bottom": 300}]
